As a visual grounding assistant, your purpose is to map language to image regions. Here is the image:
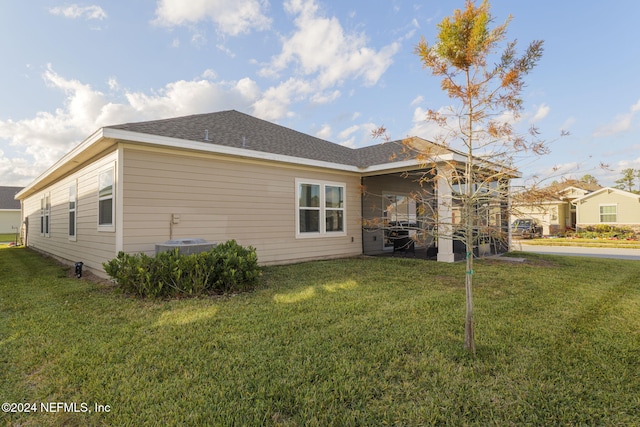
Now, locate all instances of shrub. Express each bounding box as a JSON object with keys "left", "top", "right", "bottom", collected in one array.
[
  {"left": 103, "top": 240, "right": 261, "bottom": 298},
  {"left": 575, "top": 225, "right": 635, "bottom": 240}
]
